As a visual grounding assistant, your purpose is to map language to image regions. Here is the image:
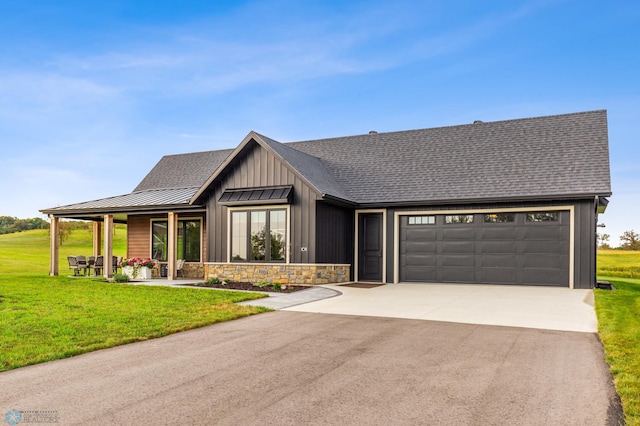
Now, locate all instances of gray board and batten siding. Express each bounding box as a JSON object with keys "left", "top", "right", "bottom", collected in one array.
[{"left": 206, "top": 139, "right": 347, "bottom": 265}]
